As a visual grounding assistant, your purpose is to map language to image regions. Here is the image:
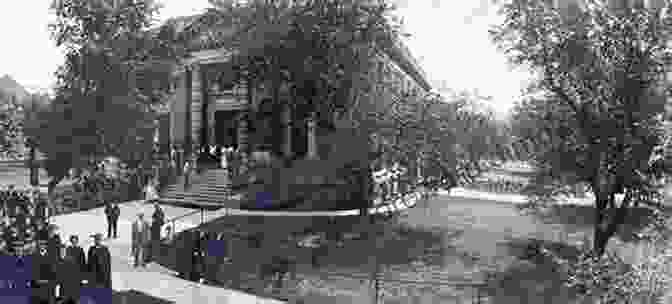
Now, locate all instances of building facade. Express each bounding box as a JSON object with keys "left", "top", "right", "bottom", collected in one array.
[{"left": 161, "top": 14, "right": 432, "bottom": 174}]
